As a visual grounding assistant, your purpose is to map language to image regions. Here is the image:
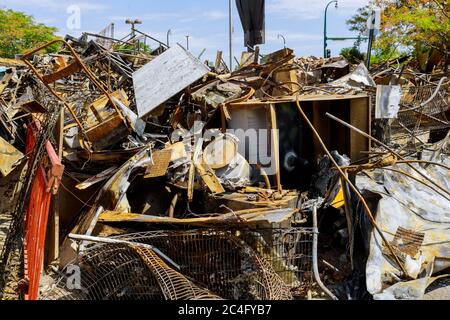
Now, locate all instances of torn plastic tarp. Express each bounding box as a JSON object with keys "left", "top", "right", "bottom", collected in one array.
[
  {"left": 356, "top": 149, "right": 450, "bottom": 299},
  {"left": 235, "top": 0, "right": 266, "bottom": 48}
]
